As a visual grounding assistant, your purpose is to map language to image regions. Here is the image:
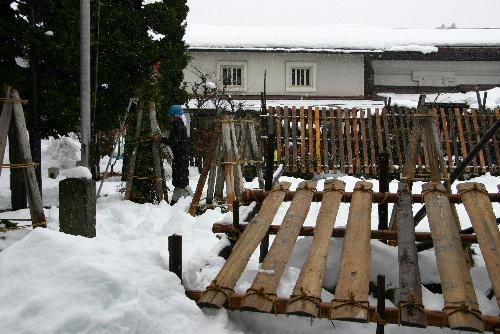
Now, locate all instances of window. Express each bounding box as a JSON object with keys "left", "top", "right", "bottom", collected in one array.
[
  {"left": 217, "top": 61, "right": 247, "bottom": 92},
  {"left": 286, "top": 62, "right": 317, "bottom": 92}
]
